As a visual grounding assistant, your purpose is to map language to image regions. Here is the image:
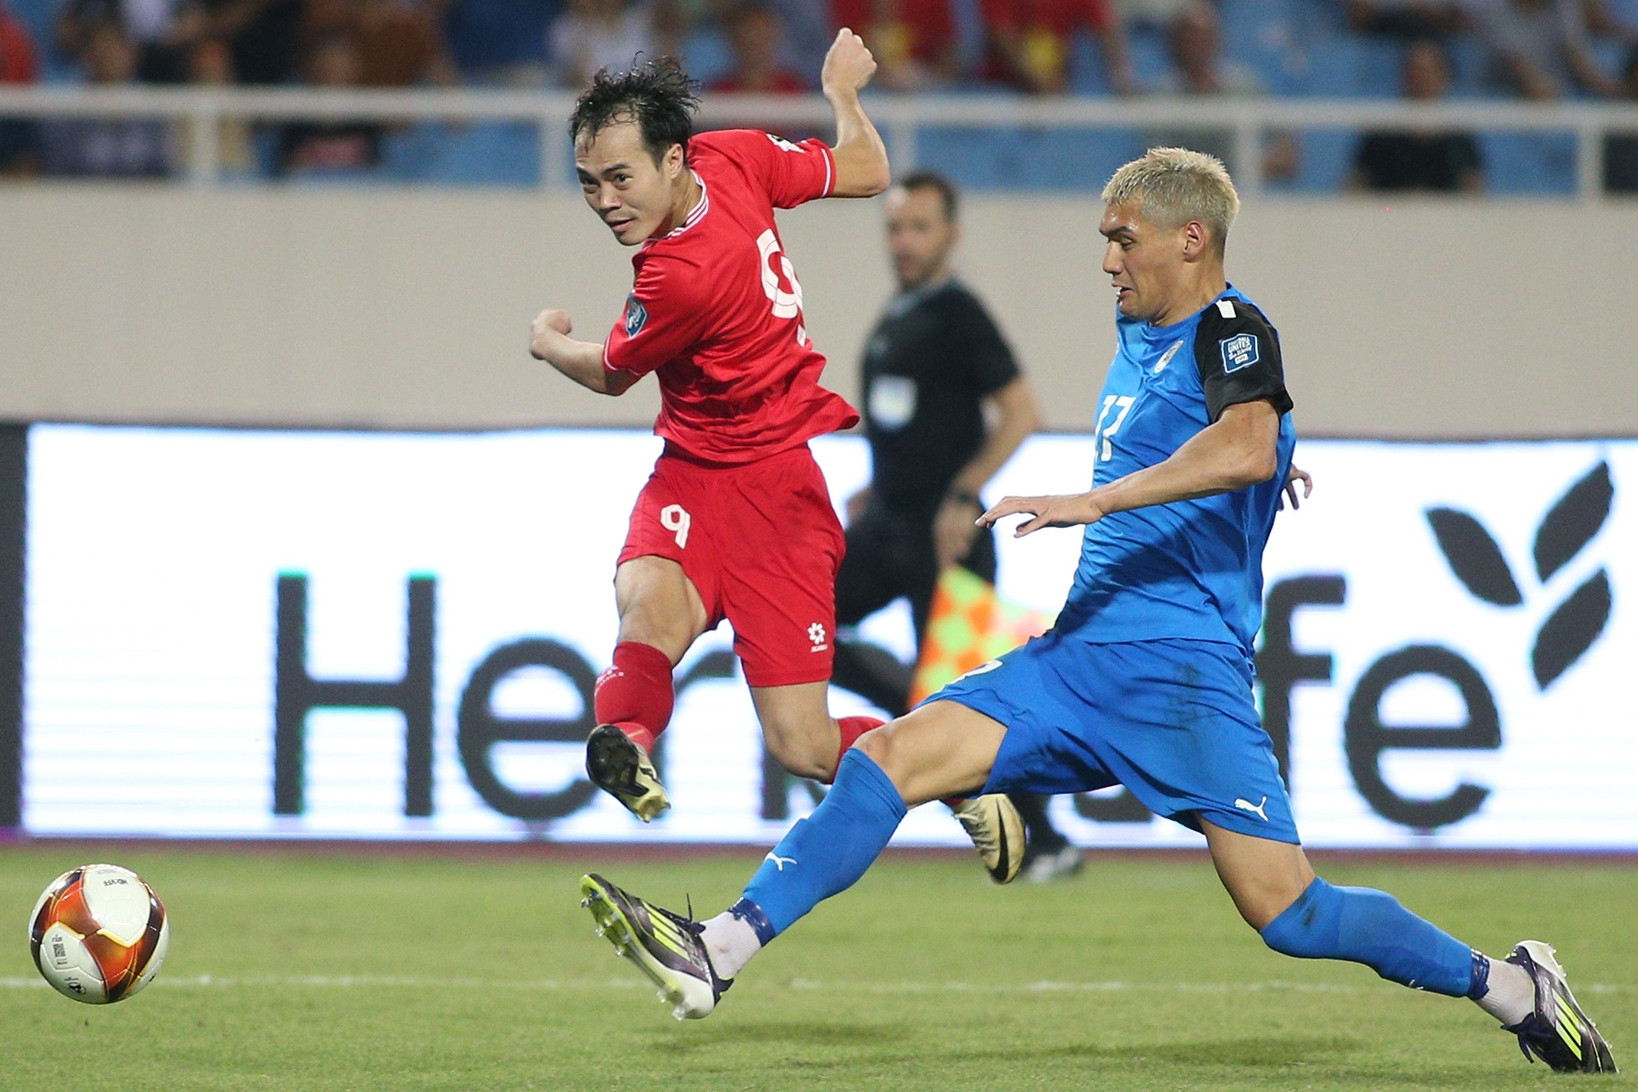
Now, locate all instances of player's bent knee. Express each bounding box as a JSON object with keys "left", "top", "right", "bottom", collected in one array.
[{"left": 1257, "top": 876, "right": 1341, "bottom": 959}]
